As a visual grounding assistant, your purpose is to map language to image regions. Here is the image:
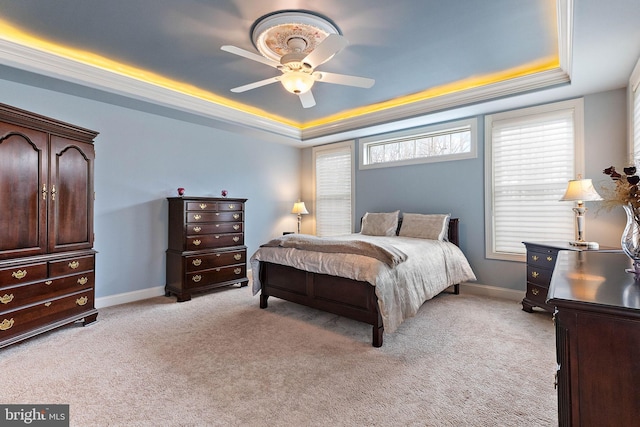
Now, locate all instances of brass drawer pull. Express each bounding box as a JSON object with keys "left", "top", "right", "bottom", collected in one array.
[
  {"left": 192, "top": 275, "right": 202, "bottom": 282},
  {"left": 11, "top": 270, "right": 27, "bottom": 280},
  {"left": 233, "top": 214, "right": 240, "bottom": 220},
  {"left": 51, "top": 184, "right": 56, "bottom": 201},
  {"left": 216, "top": 253, "right": 221, "bottom": 257},
  {"left": 0, "top": 294, "right": 14, "bottom": 304},
  {"left": 192, "top": 259, "right": 202, "bottom": 266},
  {"left": 215, "top": 268, "right": 221, "bottom": 272},
  {"left": 216, "top": 224, "right": 220, "bottom": 227},
  {"left": 233, "top": 225, "right": 240, "bottom": 230},
  {"left": 193, "top": 240, "right": 201, "bottom": 246},
  {"left": 45, "top": 301, "right": 52, "bottom": 307},
  {"left": 233, "top": 237, "right": 240, "bottom": 242},
  {"left": 234, "top": 254, "right": 242, "bottom": 261},
  {"left": 0, "top": 318, "right": 15, "bottom": 331},
  {"left": 193, "top": 227, "right": 201, "bottom": 233},
  {"left": 77, "top": 277, "right": 88, "bottom": 285},
  {"left": 532, "top": 255, "right": 539, "bottom": 261},
  {"left": 68, "top": 261, "right": 80, "bottom": 269},
  {"left": 532, "top": 288, "right": 540, "bottom": 296},
  {"left": 194, "top": 214, "right": 201, "bottom": 220},
  {"left": 200, "top": 204, "right": 207, "bottom": 209},
  {"left": 531, "top": 271, "right": 539, "bottom": 279},
  {"left": 45, "top": 280, "right": 53, "bottom": 285},
  {"left": 42, "top": 183, "right": 47, "bottom": 200},
  {"left": 215, "top": 235, "right": 220, "bottom": 239},
  {"left": 76, "top": 296, "right": 88, "bottom": 306},
  {"left": 234, "top": 268, "right": 242, "bottom": 275},
  {"left": 228, "top": 204, "right": 236, "bottom": 209}
]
